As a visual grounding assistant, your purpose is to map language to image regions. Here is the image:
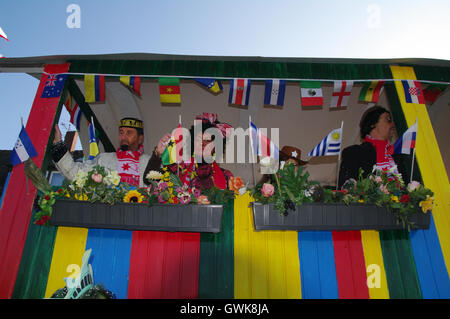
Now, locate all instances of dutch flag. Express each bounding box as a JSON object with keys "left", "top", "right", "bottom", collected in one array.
[
  {"left": 308, "top": 128, "right": 342, "bottom": 157},
  {"left": 10, "top": 126, "right": 38, "bottom": 166},
  {"left": 394, "top": 121, "right": 417, "bottom": 155}
]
